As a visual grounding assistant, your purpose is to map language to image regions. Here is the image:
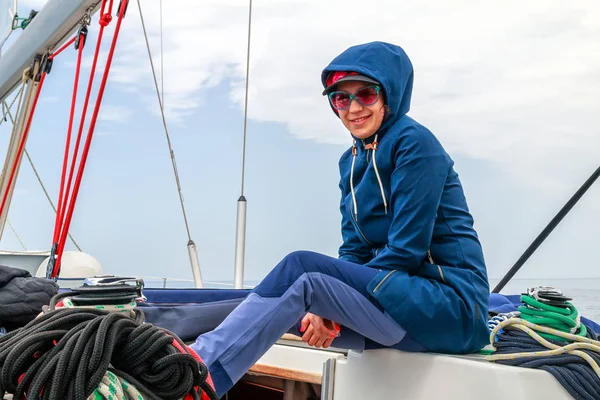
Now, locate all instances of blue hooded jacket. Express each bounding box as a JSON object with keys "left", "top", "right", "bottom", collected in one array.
[{"left": 322, "top": 42, "right": 490, "bottom": 354}]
